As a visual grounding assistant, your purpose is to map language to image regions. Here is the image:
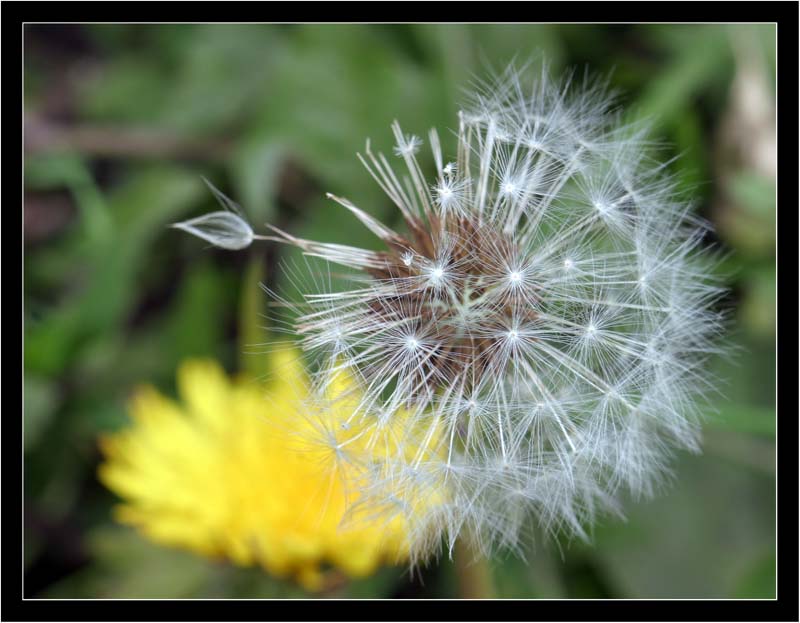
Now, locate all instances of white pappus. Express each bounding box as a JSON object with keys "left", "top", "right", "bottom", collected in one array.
[{"left": 174, "top": 63, "right": 726, "bottom": 565}]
